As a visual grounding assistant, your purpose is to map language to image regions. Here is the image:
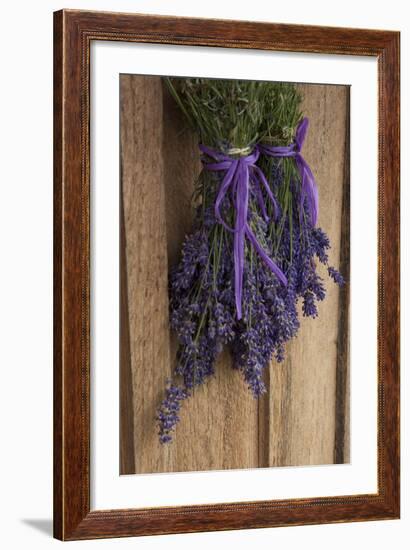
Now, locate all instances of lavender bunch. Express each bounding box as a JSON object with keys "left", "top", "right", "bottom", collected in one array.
[
  {"left": 157, "top": 78, "right": 280, "bottom": 443},
  {"left": 259, "top": 84, "right": 345, "bottom": 332},
  {"left": 157, "top": 79, "right": 345, "bottom": 444}
]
